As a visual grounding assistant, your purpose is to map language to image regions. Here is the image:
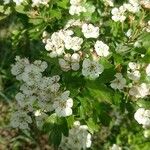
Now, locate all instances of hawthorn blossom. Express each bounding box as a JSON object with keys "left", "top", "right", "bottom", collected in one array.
[
  {"left": 127, "top": 62, "right": 141, "bottom": 81},
  {"left": 82, "top": 59, "right": 104, "bottom": 79},
  {"left": 60, "top": 121, "right": 92, "bottom": 150},
  {"left": 134, "top": 108, "right": 150, "bottom": 128},
  {"left": 59, "top": 53, "right": 80, "bottom": 71},
  {"left": 10, "top": 111, "right": 32, "bottom": 130},
  {"left": 110, "top": 144, "right": 122, "bottom": 150},
  {"left": 32, "top": 0, "right": 50, "bottom": 7},
  {"left": 111, "top": 6, "right": 126, "bottom": 22},
  {"left": 146, "top": 64, "right": 150, "bottom": 76},
  {"left": 82, "top": 23, "right": 99, "bottom": 38},
  {"left": 94, "top": 41, "right": 110, "bottom": 57},
  {"left": 129, "top": 83, "right": 149, "bottom": 98},
  {"left": 3, "top": 0, "right": 24, "bottom": 5},
  {"left": 69, "top": 0, "right": 86, "bottom": 15},
  {"left": 110, "top": 73, "right": 126, "bottom": 90},
  {"left": 53, "top": 91, "right": 73, "bottom": 117},
  {"left": 123, "top": 0, "right": 140, "bottom": 13},
  {"left": 64, "top": 36, "right": 83, "bottom": 51}
]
